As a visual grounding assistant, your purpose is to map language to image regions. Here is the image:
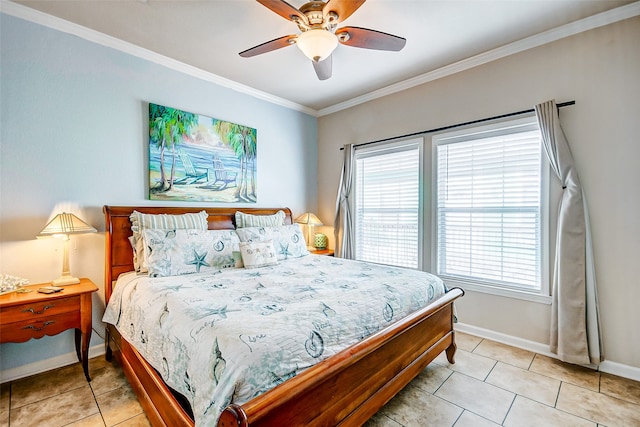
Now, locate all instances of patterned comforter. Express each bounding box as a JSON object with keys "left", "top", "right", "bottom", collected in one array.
[{"left": 102, "top": 254, "right": 447, "bottom": 426}]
